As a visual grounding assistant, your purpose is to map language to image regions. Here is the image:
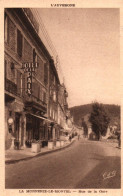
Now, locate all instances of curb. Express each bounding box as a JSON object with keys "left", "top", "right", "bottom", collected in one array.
[{"left": 5, "top": 139, "right": 76, "bottom": 164}]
